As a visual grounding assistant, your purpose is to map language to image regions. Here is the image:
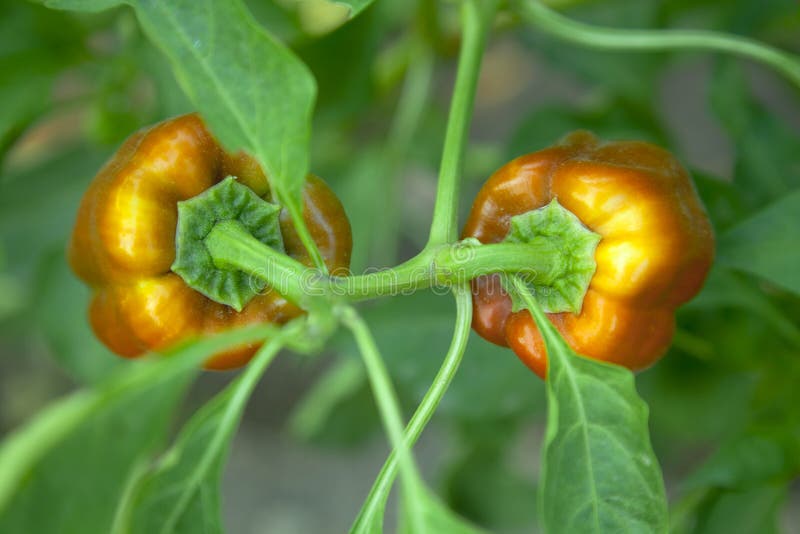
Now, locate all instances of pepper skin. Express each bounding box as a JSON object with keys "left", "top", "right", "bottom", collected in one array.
[
  {"left": 462, "top": 131, "right": 714, "bottom": 379},
  {"left": 69, "top": 113, "right": 352, "bottom": 369}
]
